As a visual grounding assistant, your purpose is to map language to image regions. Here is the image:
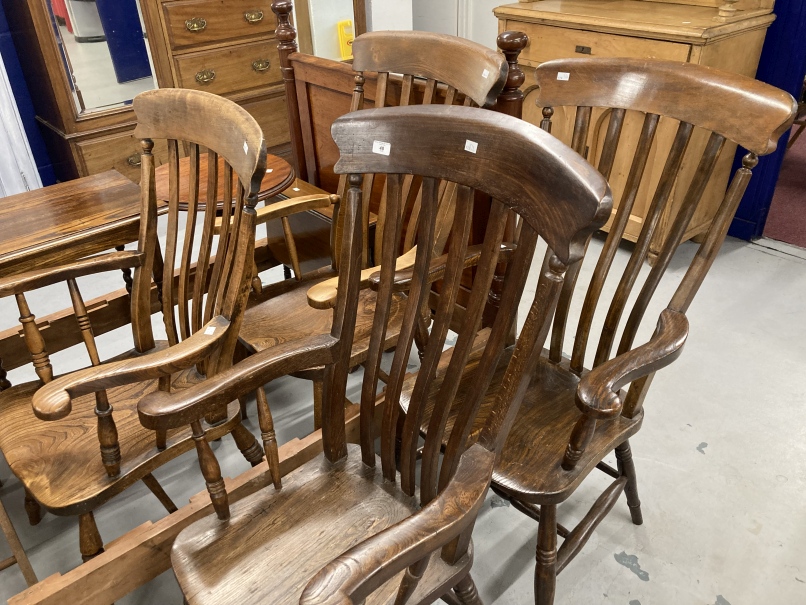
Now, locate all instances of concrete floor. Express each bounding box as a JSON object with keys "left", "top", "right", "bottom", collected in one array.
[{"left": 1, "top": 233, "right": 805, "bottom": 604}]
